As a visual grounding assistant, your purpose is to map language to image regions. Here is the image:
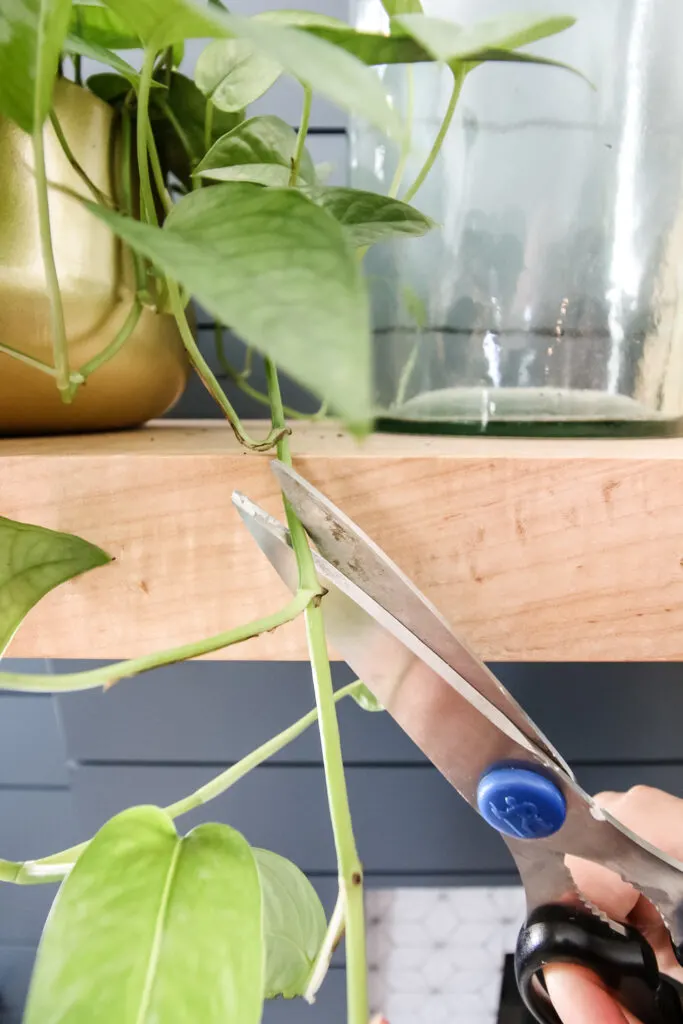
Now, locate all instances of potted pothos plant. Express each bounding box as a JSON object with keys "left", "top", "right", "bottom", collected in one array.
[{"left": 0, "top": 1, "right": 579, "bottom": 1021}]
